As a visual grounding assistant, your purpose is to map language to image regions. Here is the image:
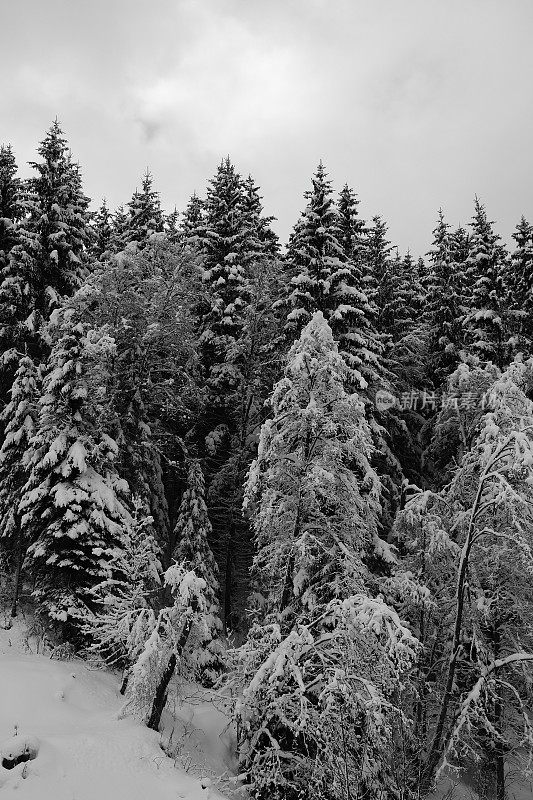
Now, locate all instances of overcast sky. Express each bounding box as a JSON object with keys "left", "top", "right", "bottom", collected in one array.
[{"left": 1, "top": 0, "right": 532, "bottom": 255}]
